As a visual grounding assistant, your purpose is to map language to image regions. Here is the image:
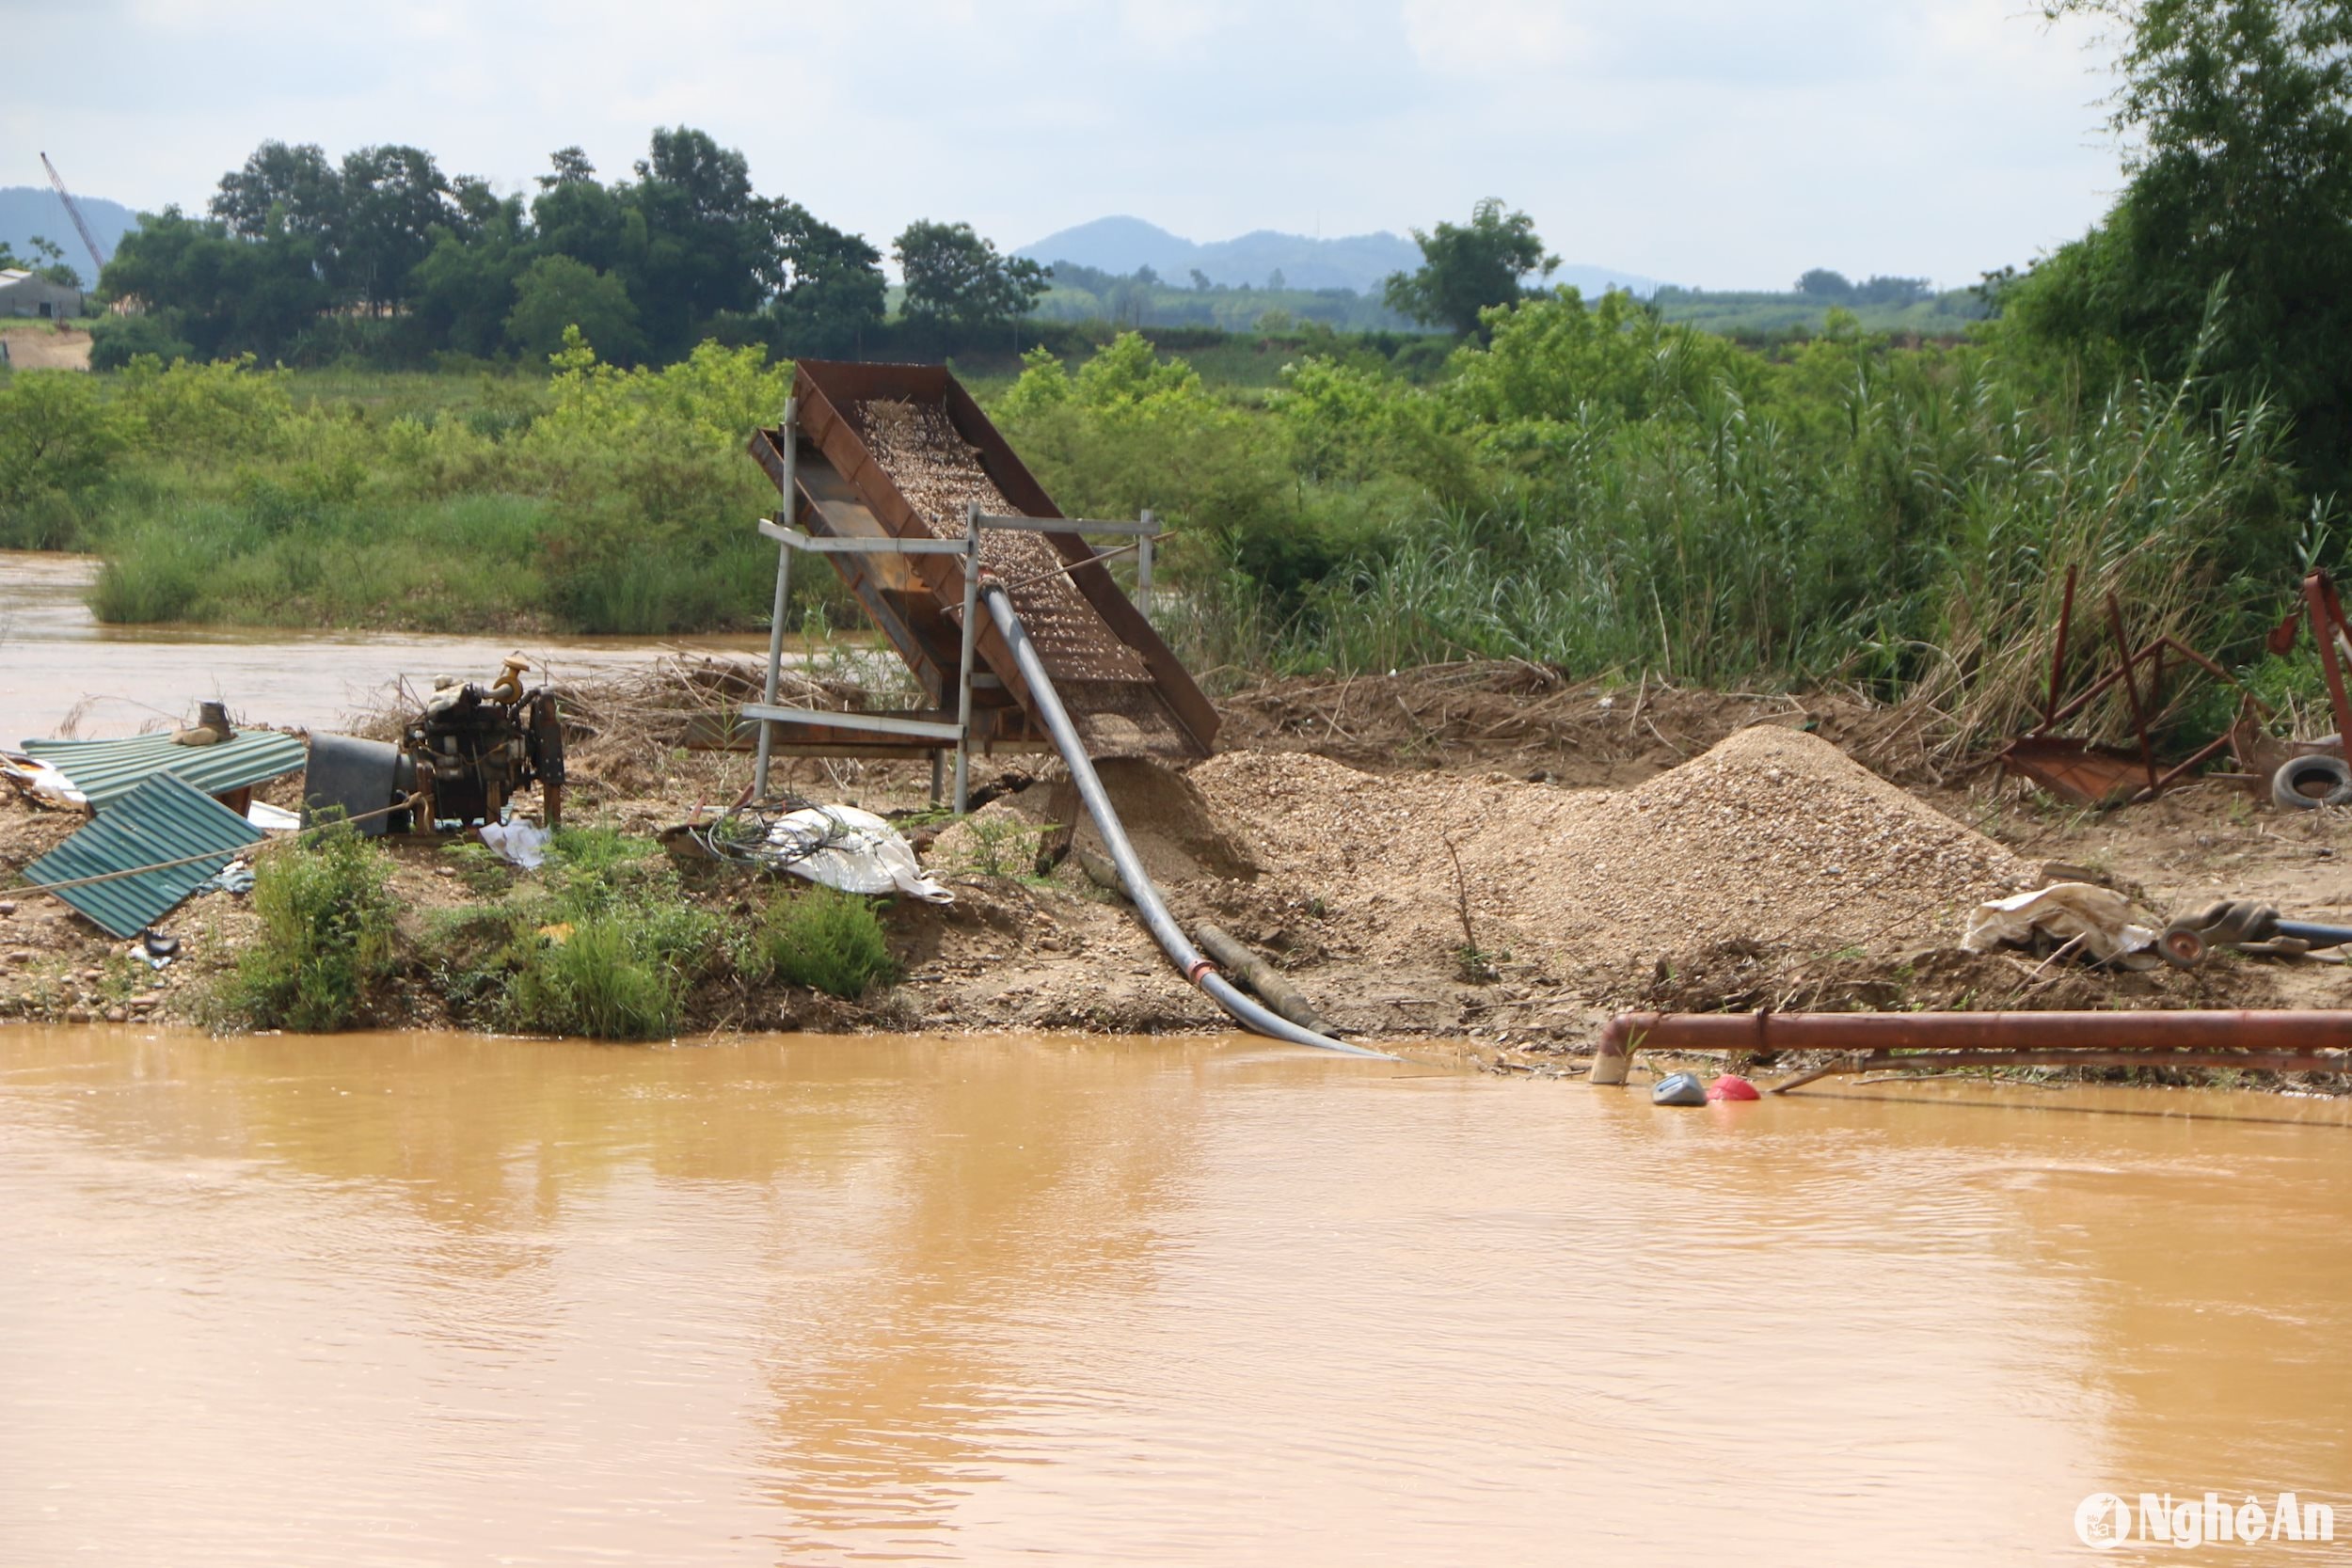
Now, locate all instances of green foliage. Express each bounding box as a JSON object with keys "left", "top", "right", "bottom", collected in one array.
[
  {"left": 224, "top": 823, "right": 400, "bottom": 1032},
  {"left": 506, "top": 256, "right": 645, "bottom": 365},
  {"left": 762, "top": 200, "right": 887, "bottom": 355},
  {"left": 753, "top": 885, "right": 899, "bottom": 999},
  {"left": 0, "top": 372, "right": 128, "bottom": 546},
  {"left": 894, "top": 218, "right": 1050, "bottom": 335},
  {"left": 100, "top": 126, "right": 864, "bottom": 369},
  {"left": 507, "top": 917, "right": 686, "bottom": 1039},
  {"left": 449, "top": 827, "right": 722, "bottom": 1040},
  {"left": 2013, "top": 0, "right": 2352, "bottom": 492},
  {"left": 1382, "top": 198, "right": 1559, "bottom": 338}
]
